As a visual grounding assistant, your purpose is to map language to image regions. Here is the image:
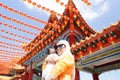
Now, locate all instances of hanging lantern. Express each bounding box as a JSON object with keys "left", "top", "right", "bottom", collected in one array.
[
  {"left": 60, "top": 2, "right": 64, "bottom": 6},
  {"left": 72, "top": 8, "right": 76, "bottom": 12},
  {"left": 3, "top": 5, "right": 7, "bottom": 9},
  {"left": 76, "top": 19, "right": 80, "bottom": 26},
  {"left": 65, "top": 4, "right": 68, "bottom": 8},
  {"left": 85, "top": 30, "right": 88, "bottom": 34},
  {"left": 86, "top": 2, "right": 91, "bottom": 6},
  {"left": 61, "top": 23, "right": 65, "bottom": 29},
  {"left": 0, "top": 2, "right": 2, "bottom": 7},
  {"left": 97, "top": 41, "right": 103, "bottom": 49},
  {"left": 108, "top": 36, "right": 115, "bottom": 44},
  {"left": 87, "top": 46, "right": 92, "bottom": 54},
  {"left": 45, "top": 41, "right": 48, "bottom": 45},
  {"left": 8, "top": 7, "right": 13, "bottom": 11},
  {"left": 56, "top": 0, "right": 60, "bottom": 3},
  {"left": 48, "top": 38, "right": 51, "bottom": 43},
  {"left": 80, "top": 25, "right": 85, "bottom": 31},
  {"left": 78, "top": 51, "right": 83, "bottom": 58},
  {"left": 2, "top": 15, "right": 7, "bottom": 19},
  {"left": 4, "top": 23, "right": 7, "bottom": 26},
  {"left": 46, "top": 8, "right": 49, "bottom": 12},
  {"left": 41, "top": 44, "right": 44, "bottom": 47},
  {"left": 28, "top": 0, "right": 32, "bottom": 4},
  {"left": 50, "top": 10, "right": 54, "bottom": 14},
  {"left": 73, "top": 13, "right": 77, "bottom": 19},
  {"left": 0, "top": 22, "right": 2, "bottom": 25},
  {"left": 55, "top": 32, "right": 59, "bottom": 37},
  {"left": 23, "top": 0, "right": 26, "bottom": 1},
  {"left": 32, "top": 2, "right": 36, "bottom": 6},
  {"left": 58, "top": 28, "right": 62, "bottom": 33},
  {"left": 27, "top": 15, "right": 30, "bottom": 18},
  {"left": 13, "top": 9, "right": 17, "bottom": 13},
  {"left": 37, "top": 4, "right": 41, "bottom": 8},
  {"left": 39, "top": 46, "right": 41, "bottom": 50},
  {"left": 51, "top": 36, "right": 54, "bottom": 40},
  {"left": 31, "top": 16, "right": 34, "bottom": 20}
]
